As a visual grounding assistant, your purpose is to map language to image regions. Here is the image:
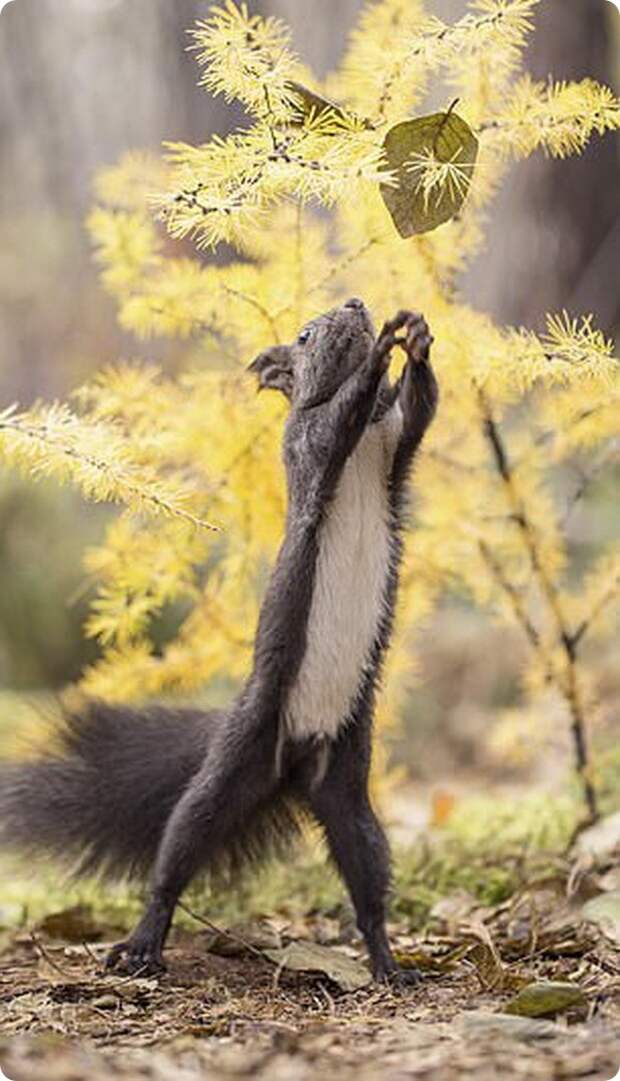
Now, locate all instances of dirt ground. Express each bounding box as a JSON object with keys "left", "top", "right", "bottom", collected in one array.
[
  {"left": 2, "top": 908, "right": 620, "bottom": 1081},
  {"left": 2, "top": 795, "right": 620, "bottom": 1080}
]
